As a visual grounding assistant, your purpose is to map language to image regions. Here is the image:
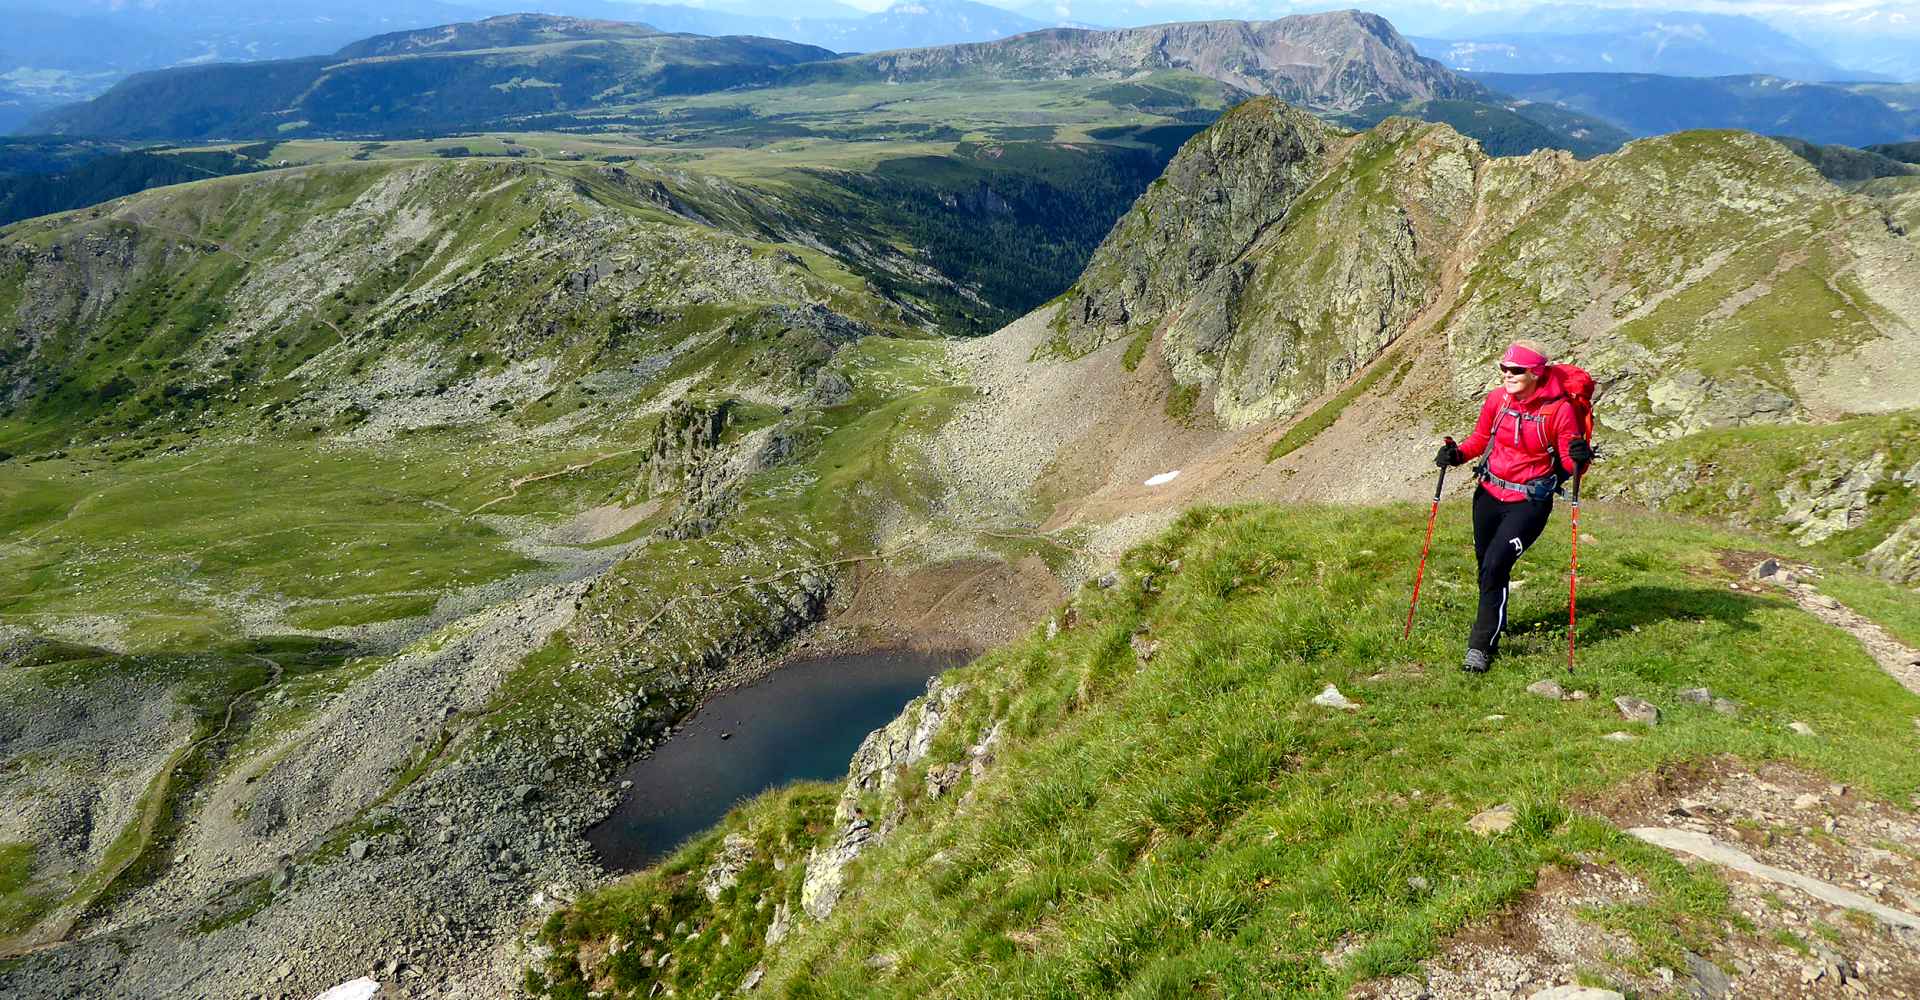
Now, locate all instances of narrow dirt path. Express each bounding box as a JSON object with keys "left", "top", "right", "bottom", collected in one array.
[
  {"left": 467, "top": 447, "right": 648, "bottom": 516},
  {"left": 1759, "top": 570, "right": 1920, "bottom": 695}
]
